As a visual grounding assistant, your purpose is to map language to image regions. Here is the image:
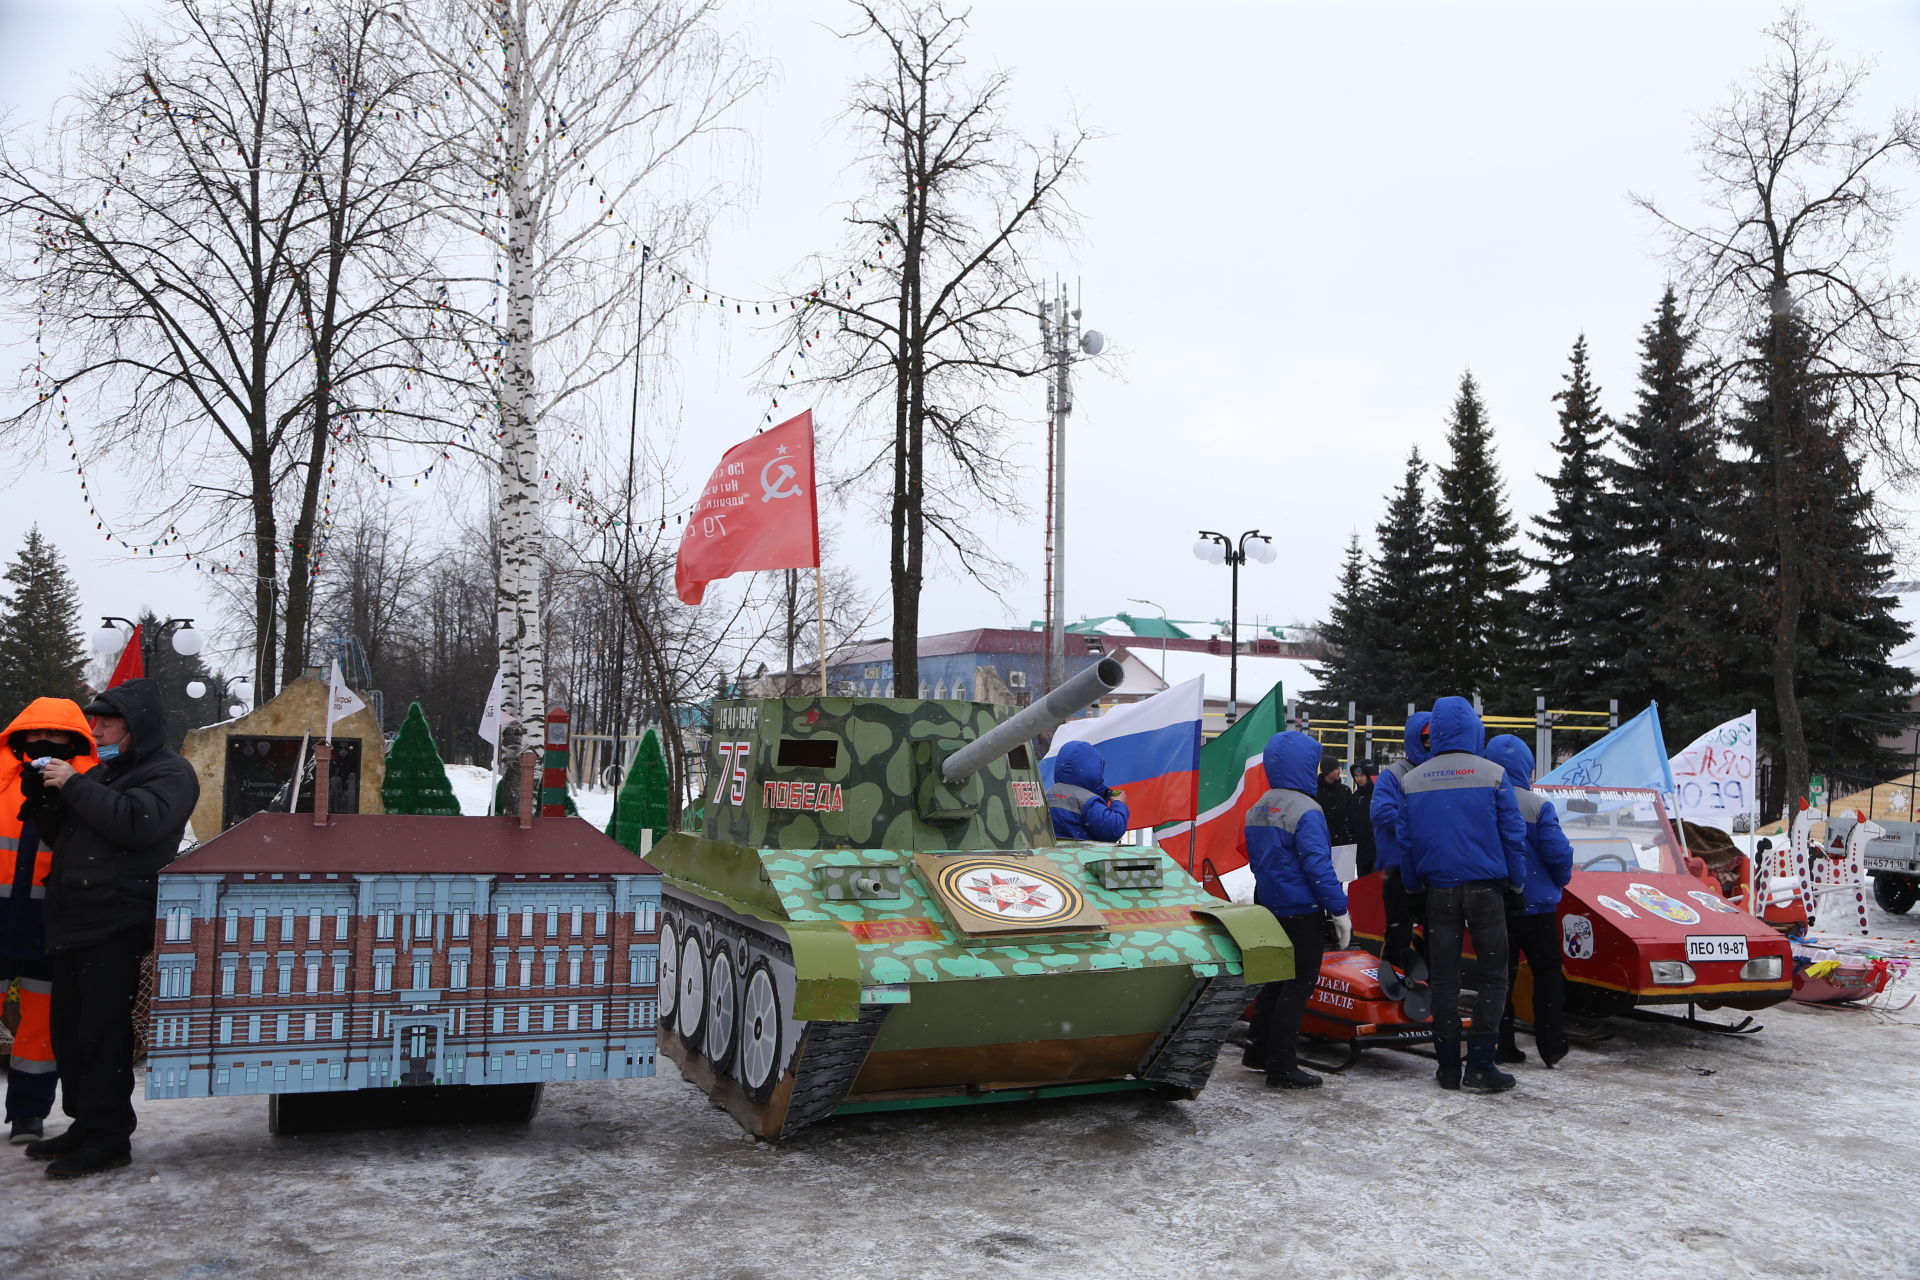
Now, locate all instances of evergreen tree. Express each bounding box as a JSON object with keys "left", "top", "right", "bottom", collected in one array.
[
  {"left": 1366, "top": 447, "right": 1444, "bottom": 719},
  {"left": 1721, "top": 311, "right": 1912, "bottom": 799},
  {"left": 607, "top": 728, "right": 671, "bottom": 854},
  {"left": 1308, "top": 535, "right": 1382, "bottom": 719},
  {"left": 1430, "top": 373, "right": 1525, "bottom": 704},
  {"left": 0, "top": 526, "right": 87, "bottom": 720},
  {"left": 1596, "top": 289, "right": 1729, "bottom": 739},
  {"left": 382, "top": 701, "right": 461, "bottom": 816},
  {"left": 1526, "top": 336, "right": 1616, "bottom": 709}
]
